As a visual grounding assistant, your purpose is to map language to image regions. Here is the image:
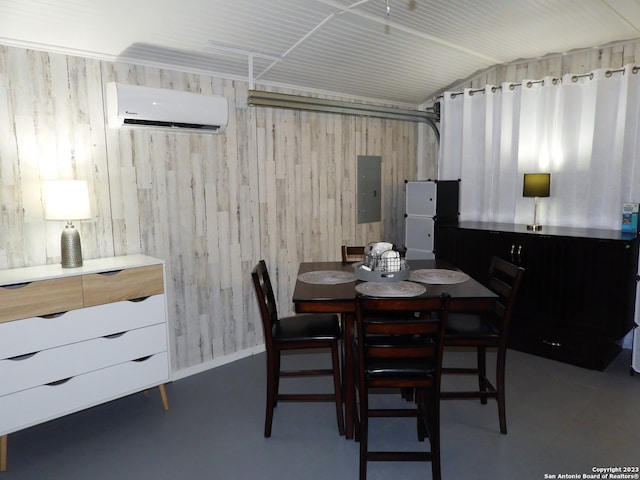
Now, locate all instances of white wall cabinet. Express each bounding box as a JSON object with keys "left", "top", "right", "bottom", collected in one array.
[{"left": 0, "top": 255, "right": 170, "bottom": 471}]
